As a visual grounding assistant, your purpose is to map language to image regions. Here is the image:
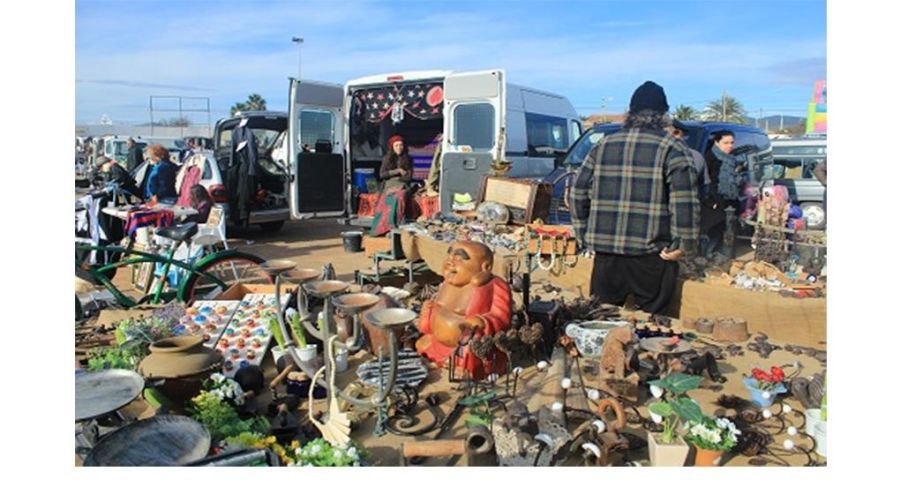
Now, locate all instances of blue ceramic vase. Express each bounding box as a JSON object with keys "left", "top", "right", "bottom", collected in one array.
[{"left": 743, "top": 377, "right": 787, "bottom": 407}]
